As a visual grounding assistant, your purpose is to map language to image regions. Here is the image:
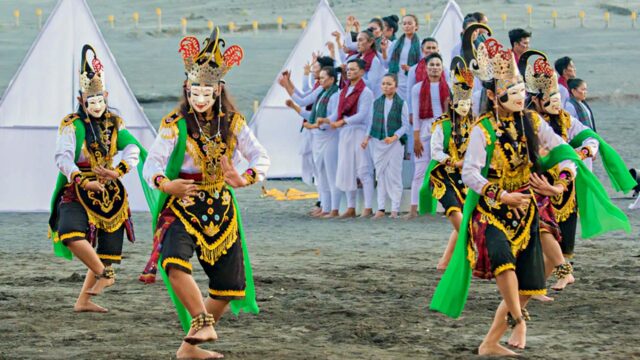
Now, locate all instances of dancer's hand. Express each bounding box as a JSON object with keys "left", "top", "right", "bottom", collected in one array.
[
  {"left": 94, "top": 166, "right": 119, "bottom": 181},
  {"left": 361, "top": 137, "right": 369, "bottom": 149},
  {"left": 401, "top": 64, "right": 411, "bottom": 72},
  {"left": 221, "top": 156, "right": 247, "bottom": 188},
  {"left": 285, "top": 99, "right": 301, "bottom": 114},
  {"left": 380, "top": 38, "right": 389, "bottom": 56},
  {"left": 501, "top": 192, "right": 531, "bottom": 219},
  {"left": 84, "top": 180, "right": 105, "bottom": 193},
  {"left": 384, "top": 135, "right": 398, "bottom": 144},
  {"left": 530, "top": 173, "right": 563, "bottom": 196},
  {"left": 303, "top": 62, "right": 311, "bottom": 76},
  {"left": 161, "top": 179, "right": 198, "bottom": 198}
]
